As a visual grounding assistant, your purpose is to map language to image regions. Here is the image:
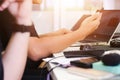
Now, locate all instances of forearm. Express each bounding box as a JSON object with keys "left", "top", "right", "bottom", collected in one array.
[
  {"left": 2, "top": 3, "right": 32, "bottom": 79},
  {"left": 16, "top": 17, "right": 32, "bottom": 26},
  {"left": 39, "top": 29, "right": 86, "bottom": 53},
  {"left": 39, "top": 28, "right": 72, "bottom": 38},
  {"left": 2, "top": 32, "right": 30, "bottom": 80},
  {"left": 28, "top": 29, "right": 86, "bottom": 60},
  {"left": 28, "top": 13, "right": 101, "bottom": 61}
]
